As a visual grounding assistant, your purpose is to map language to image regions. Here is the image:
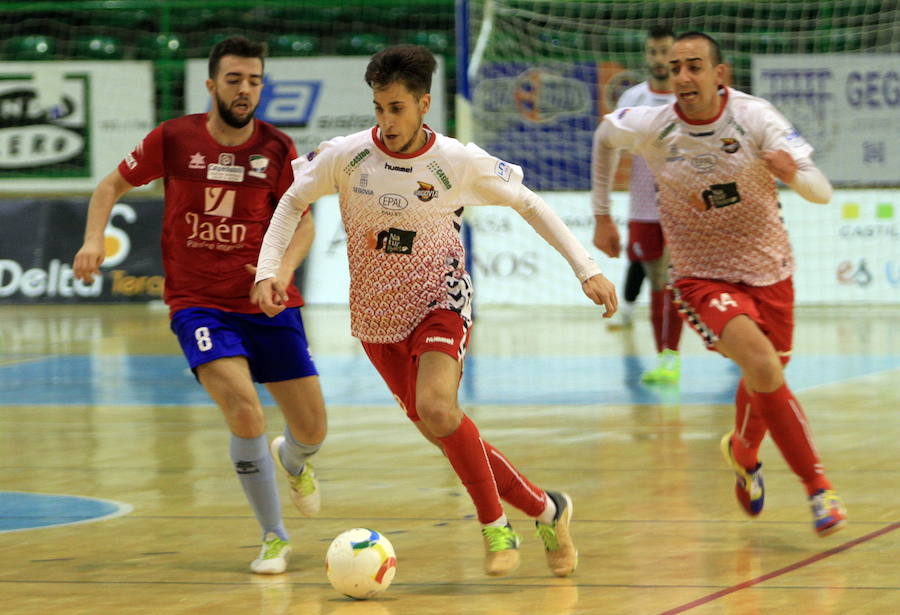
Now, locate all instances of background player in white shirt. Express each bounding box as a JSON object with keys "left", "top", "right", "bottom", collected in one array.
[
  {"left": 255, "top": 45, "right": 617, "bottom": 578},
  {"left": 593, "top": 25, "right": 684, "bottom": 384},
  {"left": 592, "top": 32, "right": 845, "bottom": 537}
]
